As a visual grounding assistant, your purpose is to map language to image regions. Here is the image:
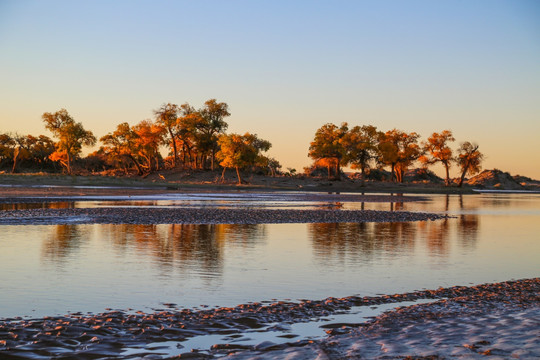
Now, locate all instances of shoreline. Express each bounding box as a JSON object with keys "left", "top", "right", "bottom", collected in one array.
[
  {"left": 1, "top": 278, "right": 538, "bottom": 359},
  {"left": 0, "top": 173, "right": 479, "bottom": 195}
]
